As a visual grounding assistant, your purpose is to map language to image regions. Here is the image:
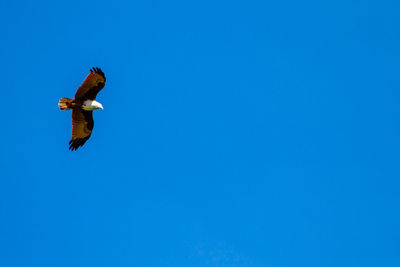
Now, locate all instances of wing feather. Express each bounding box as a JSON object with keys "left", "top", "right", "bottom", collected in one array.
[
  {"left": 69, "top": 108, "right": 94, "bottom": 151},
  {"left": 74, "top": 67, "right": 106, "bottom": 100}
]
